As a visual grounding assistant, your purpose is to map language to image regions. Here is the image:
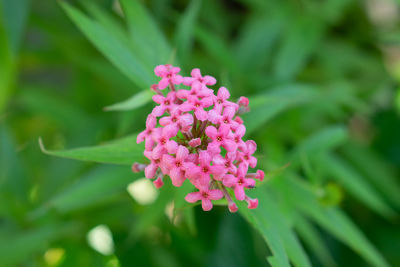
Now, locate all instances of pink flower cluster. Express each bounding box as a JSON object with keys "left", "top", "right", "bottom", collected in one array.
[{"left": 133, "top": 64, "right": 264, "bottom": 212}]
